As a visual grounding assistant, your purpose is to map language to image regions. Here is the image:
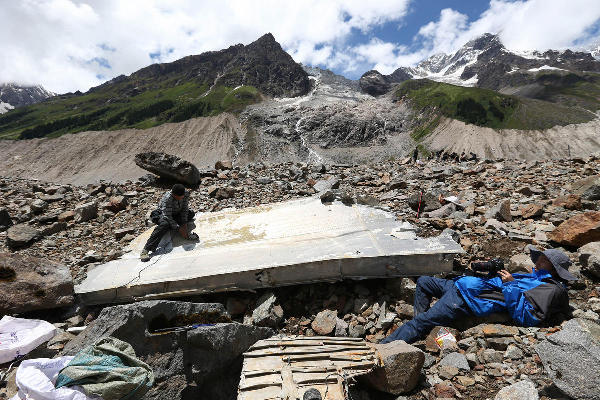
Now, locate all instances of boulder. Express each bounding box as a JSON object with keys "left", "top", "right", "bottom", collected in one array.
[
  {"left": 313, "top": 178, "right": 340, "bottom": 193},
  {"left": 30, "top": 199, "right": 48, "bottom": 214},
  {"left": 0, "top": 253, "right": 74, "bottom": 314},
  {"left": 62, "top": 301, "right": 273, "bottom": 400},
  {"left": 571, "top": 175, "right": 600, "bottom": 200},
  {"left": 214, "top": 160, "right": 233, "bottom": 170},
  {"left": 519, "top": 204, "right": 544, "bottom": 219},
  {"left": 58, "top": 210, "right": 76, "bottom": 222},
  {"left": 494, "top": 380, "right": 539, "bottom": 400},
  {"left": 553, "top": 194, "right": 582, "bottom": 210},
  {"left": 535, "top": 318, "right": 600, "bottom": 400},
  {"left": 486, "top": 199, "right": 512, "bottom": 222},
  {"left": 135, "top": 152, "right": 200, "bottom": 186},
  {"left": 548, "top": 211, "right": 600, "bottom": 247},
  {"left": 6, "top": 224, "right": 40, "bottom": 249},
  {"left": 250, "top": 292, "right": 283, "bottom": 328},
  {"left": 0, "top": 208, "right": 13, "bottom": 231},
  {"left": 579, "top": 241, "right": 600, "bottom": 278},
  {"left": 363, "top": 341, "right": 425, "bottom": 395},
  {"left": 439, "top": 352, "right": 470, "bottom": 371},
  {"left": 107, "top": 195, "right": 128, "bottom": 212},
  {"left": 311, "top": 309, "right": 337, "bottom": 335},
  {"left": 408, "top": 192, "right": 442, "bottom": 212},
  {"left": 74, "top": 201, "right": 98, "bottom": 223}
]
